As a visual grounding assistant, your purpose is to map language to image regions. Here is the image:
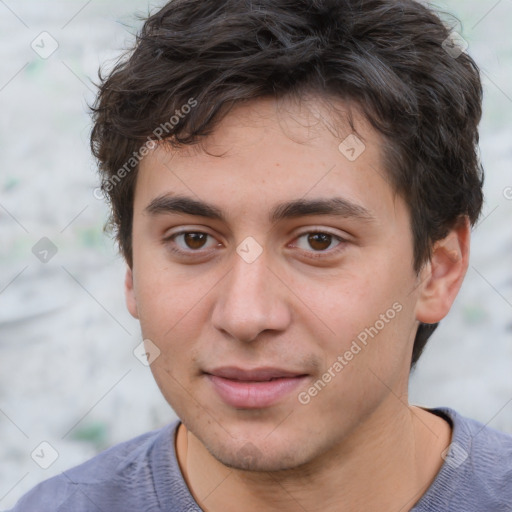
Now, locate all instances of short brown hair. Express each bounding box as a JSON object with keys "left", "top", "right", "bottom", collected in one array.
[{"left": 90, "top": 0, "right": 484, "bottom": 367}]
